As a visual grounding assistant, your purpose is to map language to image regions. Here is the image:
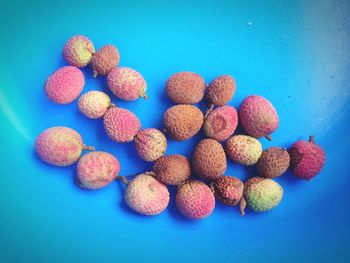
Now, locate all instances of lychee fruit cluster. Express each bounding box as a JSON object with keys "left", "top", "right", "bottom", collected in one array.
[{"left": 35, "top": 35, "right": 326, "bottom": 220}]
